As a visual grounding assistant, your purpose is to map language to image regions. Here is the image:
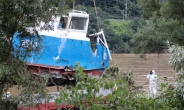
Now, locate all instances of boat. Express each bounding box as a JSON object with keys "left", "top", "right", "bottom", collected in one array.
[{"left": 13, "top": 10, "right": 112, "bottom": 85}]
